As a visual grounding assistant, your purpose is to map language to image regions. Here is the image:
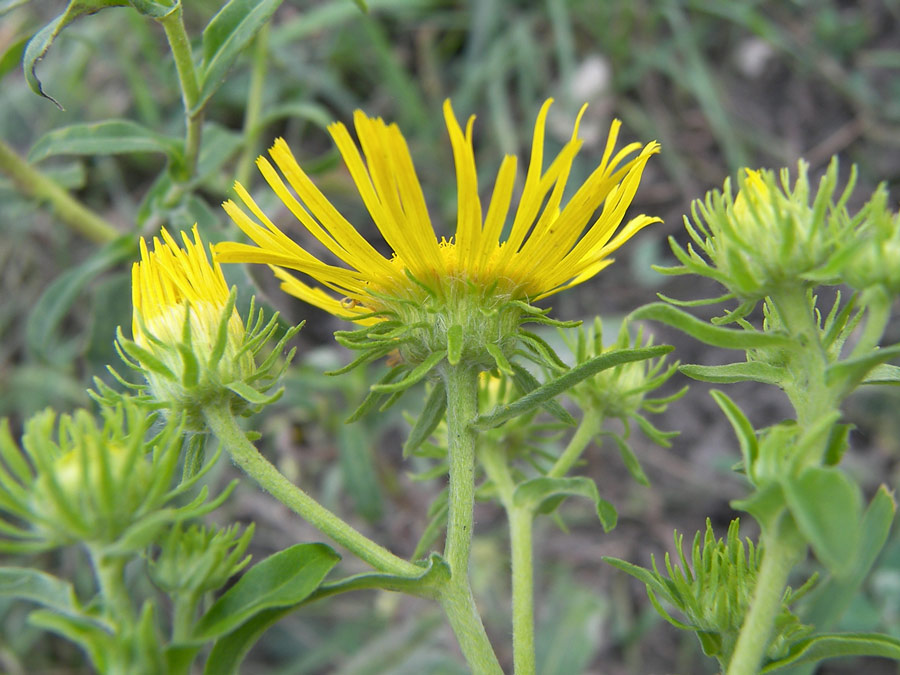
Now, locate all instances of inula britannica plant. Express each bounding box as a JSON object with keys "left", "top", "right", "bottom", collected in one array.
[{"left": 2, "top": 2, "right": 899, "bottom": 674}]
